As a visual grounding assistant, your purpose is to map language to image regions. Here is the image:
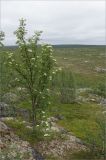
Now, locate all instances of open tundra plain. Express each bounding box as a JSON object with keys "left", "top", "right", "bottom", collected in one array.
[{"left": 0, "top": 45, "right": 106, "bottom": 160}]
